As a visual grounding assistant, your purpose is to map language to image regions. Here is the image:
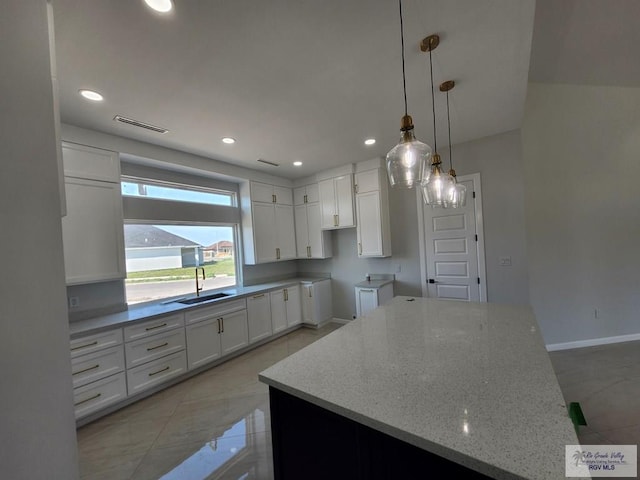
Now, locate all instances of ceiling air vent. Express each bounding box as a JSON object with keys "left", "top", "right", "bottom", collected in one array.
[
  {"left": 257, "top": 159, "right": 279, "bottom": 167},
  {"left": 113, "top": 115, "right": 169, "bottom": 134}
]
